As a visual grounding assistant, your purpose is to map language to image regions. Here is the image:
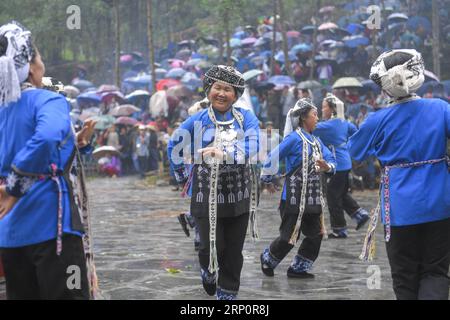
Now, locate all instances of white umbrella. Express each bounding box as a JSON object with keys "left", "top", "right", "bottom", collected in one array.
[
  {"left": 332, "top": 77, "right": 363, "bottom": 89},
  {"left": 92, "top": 146, "right": 121, "bottom": 160}
]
